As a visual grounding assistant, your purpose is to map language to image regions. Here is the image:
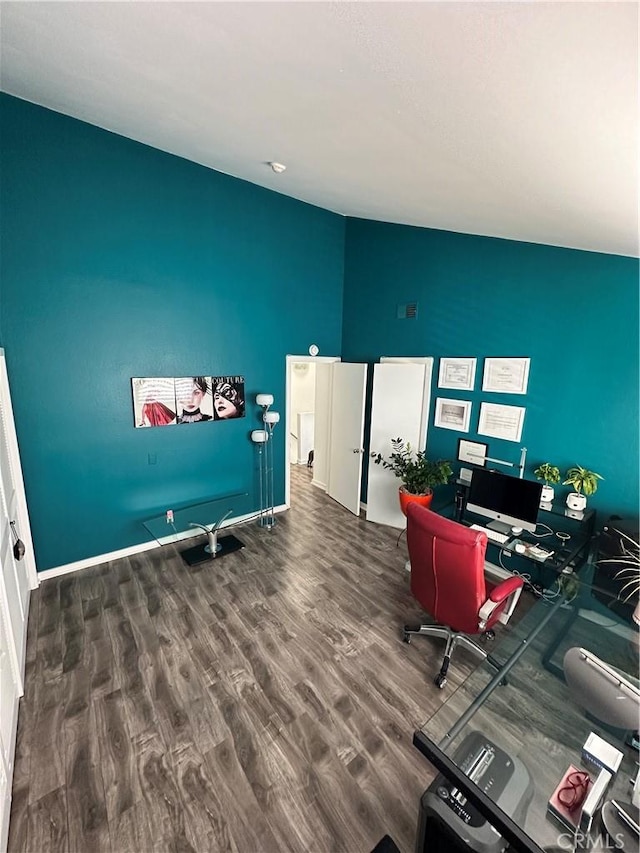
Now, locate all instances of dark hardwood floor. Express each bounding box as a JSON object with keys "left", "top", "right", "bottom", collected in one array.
[{"left": 8, "top": 467, "right": 483, "bottom": 853}]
